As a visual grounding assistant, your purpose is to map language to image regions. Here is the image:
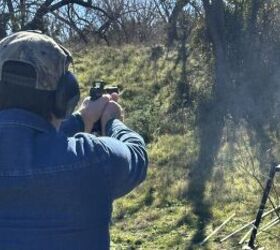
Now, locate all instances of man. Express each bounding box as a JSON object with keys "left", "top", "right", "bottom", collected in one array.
[{"left": 0, "top": 31, "right": 148, "bottom": 250}]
